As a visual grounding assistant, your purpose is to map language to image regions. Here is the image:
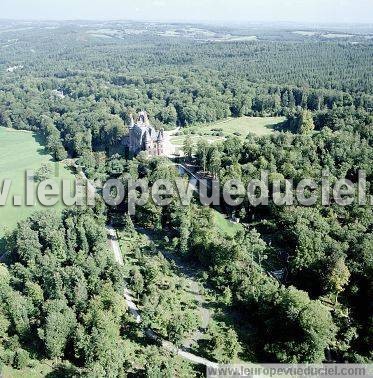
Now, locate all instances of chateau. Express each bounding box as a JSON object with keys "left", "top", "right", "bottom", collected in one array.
[{"left": 125, "top": 111, "right": 165, "bottom": 156}]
